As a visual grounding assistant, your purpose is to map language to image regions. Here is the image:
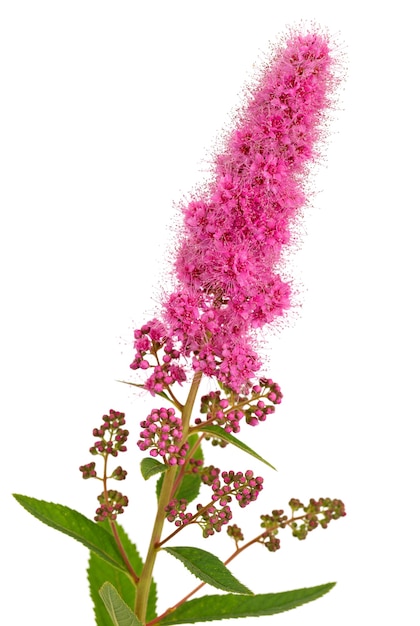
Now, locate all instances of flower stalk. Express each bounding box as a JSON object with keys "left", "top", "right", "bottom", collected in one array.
[{"left": 135, "top": 370, "right": 203, "bottom": 622}]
